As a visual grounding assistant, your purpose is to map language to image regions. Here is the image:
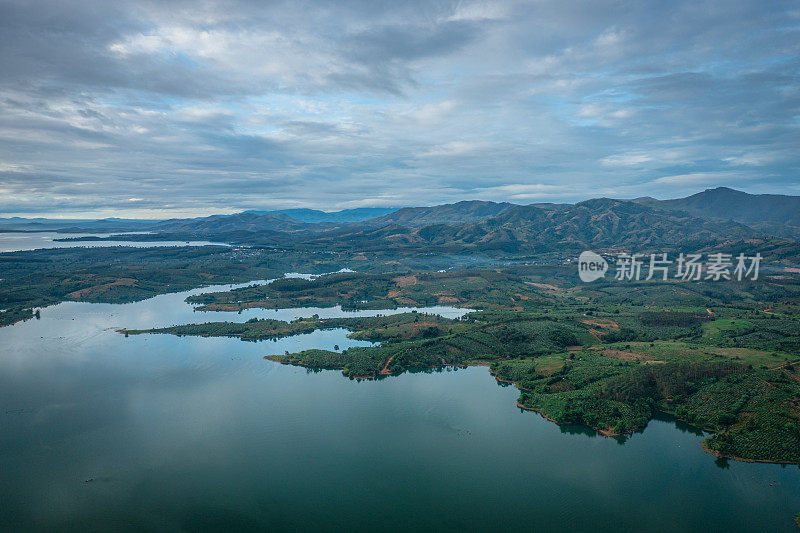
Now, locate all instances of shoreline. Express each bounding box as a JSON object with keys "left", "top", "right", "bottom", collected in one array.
[
  {"left": 266, "top": 356, "right": 800, "bottom": 466},
  {"left": 700, "top": 440, "right": 800, "bottom": 466}
]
